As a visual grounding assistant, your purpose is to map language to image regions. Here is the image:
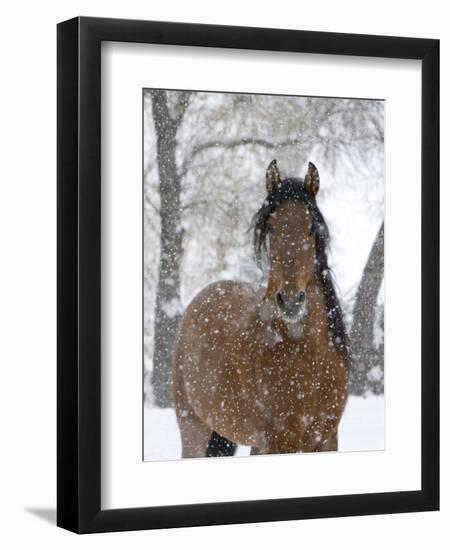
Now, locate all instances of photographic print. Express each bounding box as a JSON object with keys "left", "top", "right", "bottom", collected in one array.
[{"left": 143, "top": 89, "right": 385, "bottom": 461}]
